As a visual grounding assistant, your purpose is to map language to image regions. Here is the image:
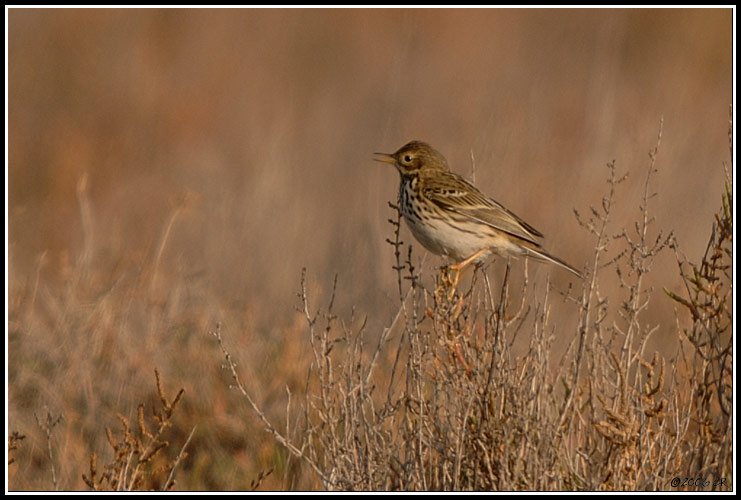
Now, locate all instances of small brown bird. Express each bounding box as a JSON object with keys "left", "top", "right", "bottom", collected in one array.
[{"left": 374, "top": 141, "right": 582, "bottom": 283}]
